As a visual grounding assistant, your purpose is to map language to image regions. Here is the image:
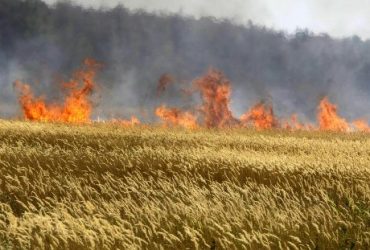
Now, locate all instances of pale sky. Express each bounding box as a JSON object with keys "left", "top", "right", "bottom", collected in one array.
[{"left": 43, "top": 0, "right": 370, "bottom": 39}]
